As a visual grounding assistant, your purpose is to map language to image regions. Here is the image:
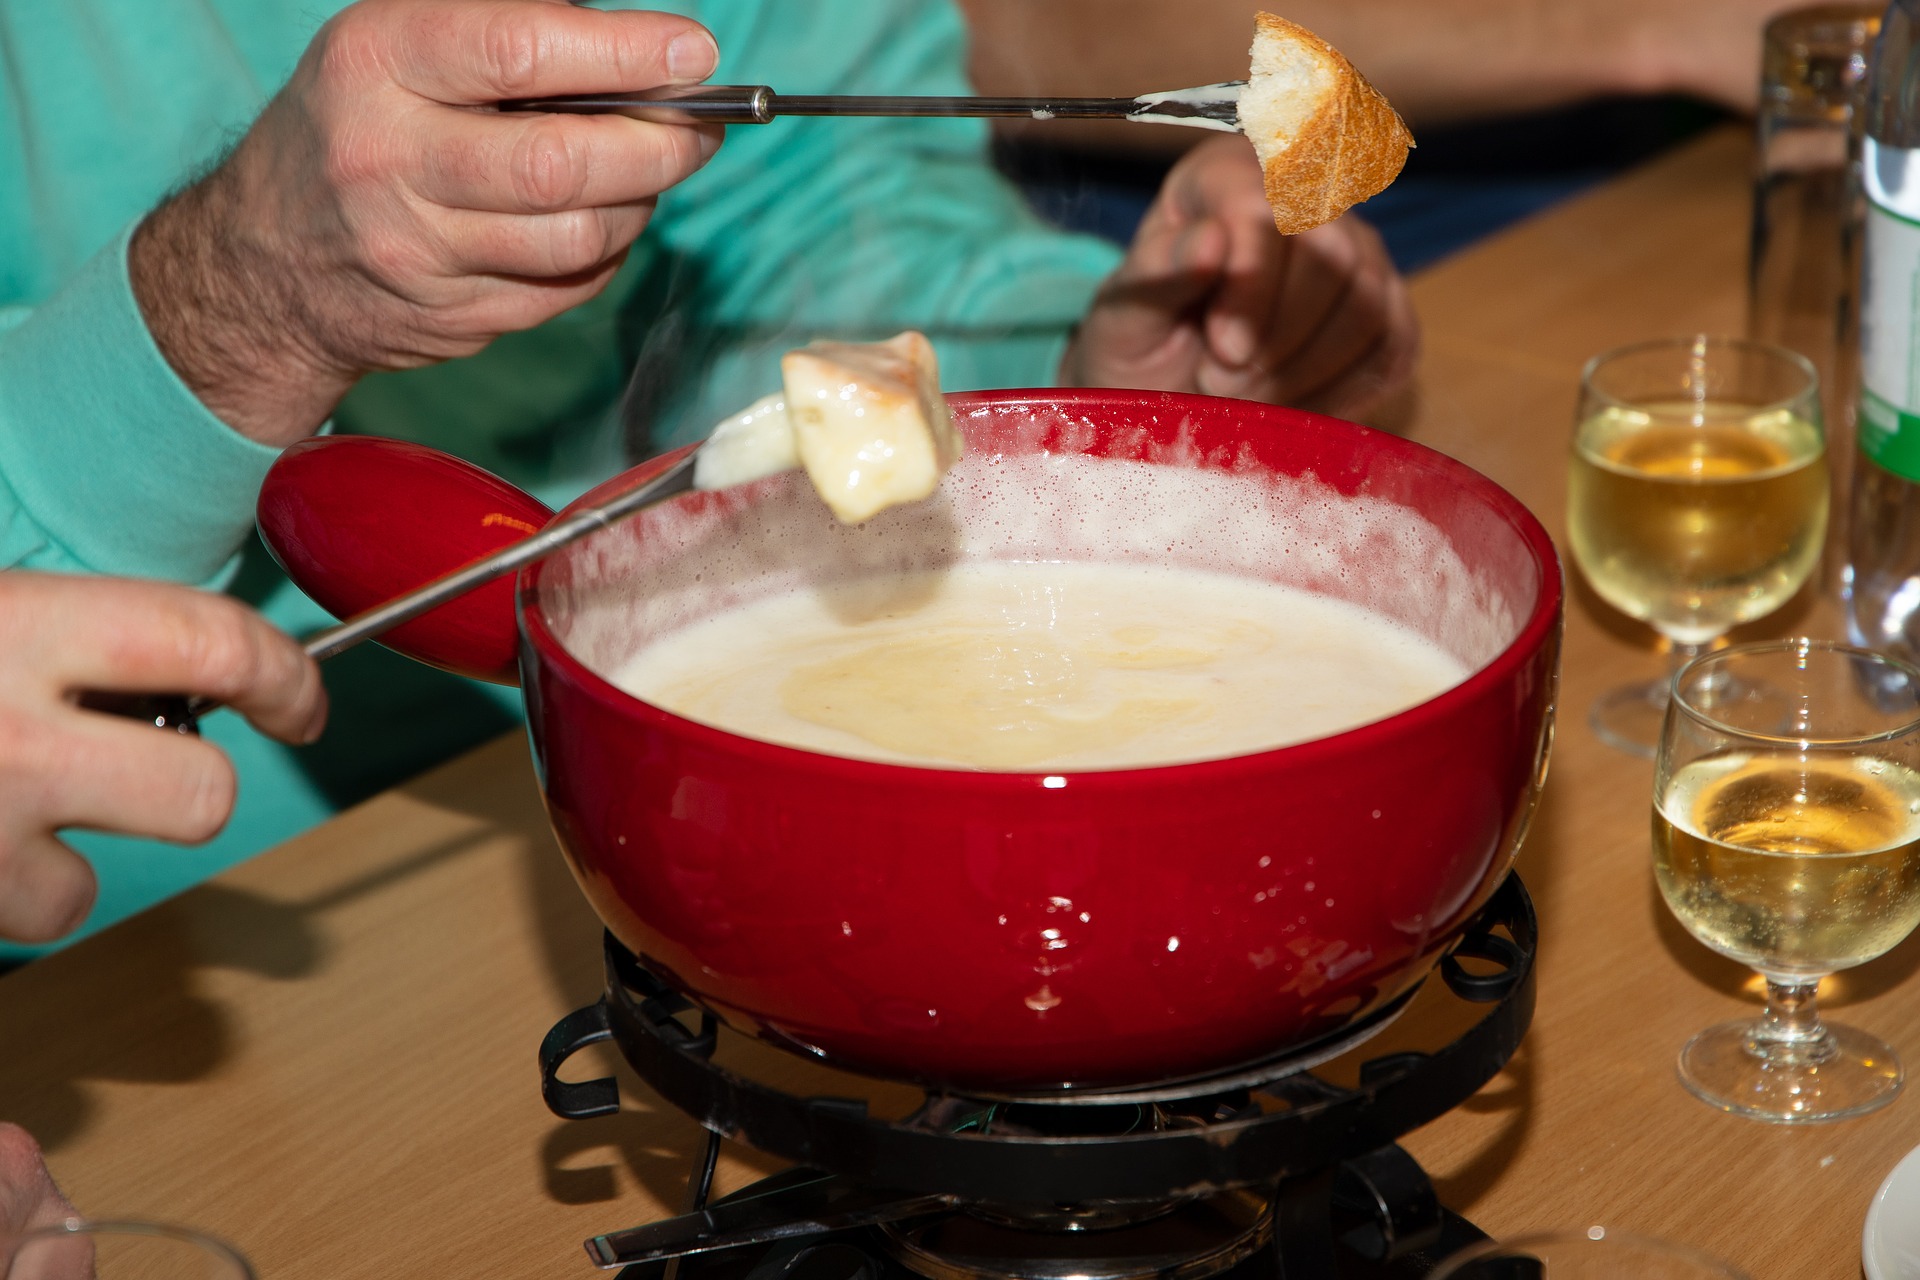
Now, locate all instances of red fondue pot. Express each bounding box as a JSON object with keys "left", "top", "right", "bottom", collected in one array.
[{"left": 262, "top": 390, "right": 1561, "bottom": 1091}]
